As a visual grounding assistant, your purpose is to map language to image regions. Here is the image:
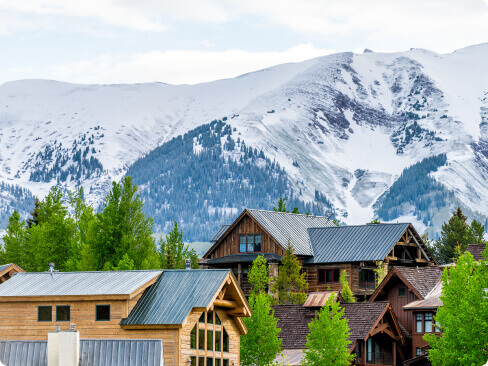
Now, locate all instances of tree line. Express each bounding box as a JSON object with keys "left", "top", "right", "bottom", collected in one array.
[{"left": 0, "top": 176, "right": 198, "bottom": 272}]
